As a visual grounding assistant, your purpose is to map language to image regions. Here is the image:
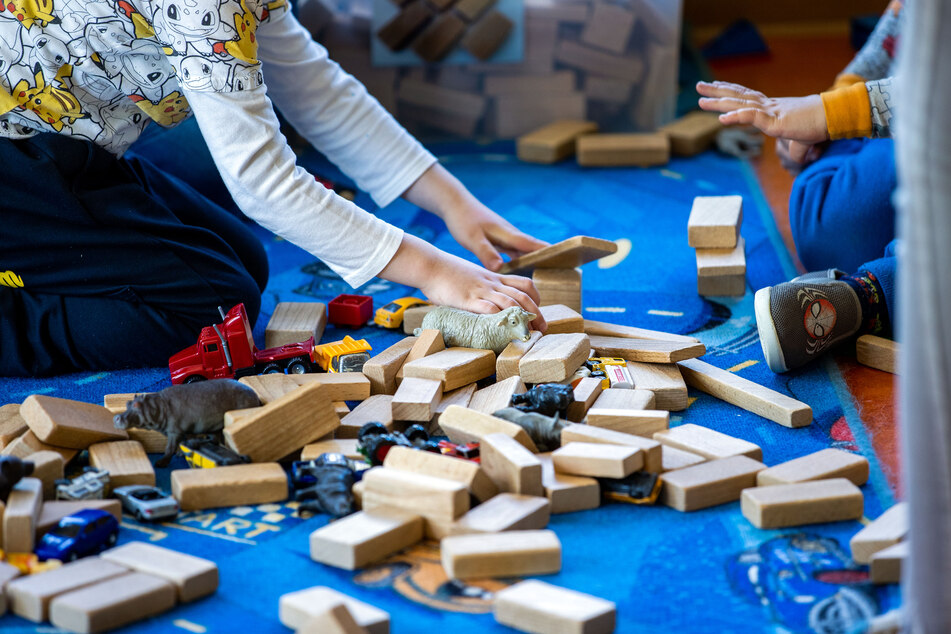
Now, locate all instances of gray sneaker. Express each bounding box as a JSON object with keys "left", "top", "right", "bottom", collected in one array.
[{"left": 754, "top": 277, "right": 862, "bottom": 373}]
